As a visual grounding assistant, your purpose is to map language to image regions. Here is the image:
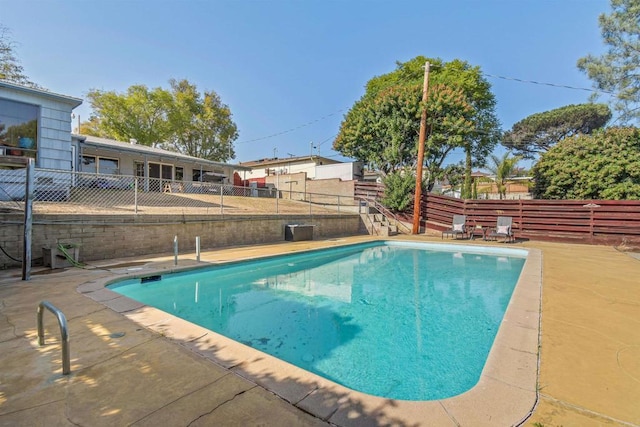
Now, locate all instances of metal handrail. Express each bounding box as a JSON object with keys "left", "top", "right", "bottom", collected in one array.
[
  {"left": 358, "top": 197, "right": 413, "bottom": 234},
  {"left": 37, "top": 301, "right": 70, "bottom": 375}
]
